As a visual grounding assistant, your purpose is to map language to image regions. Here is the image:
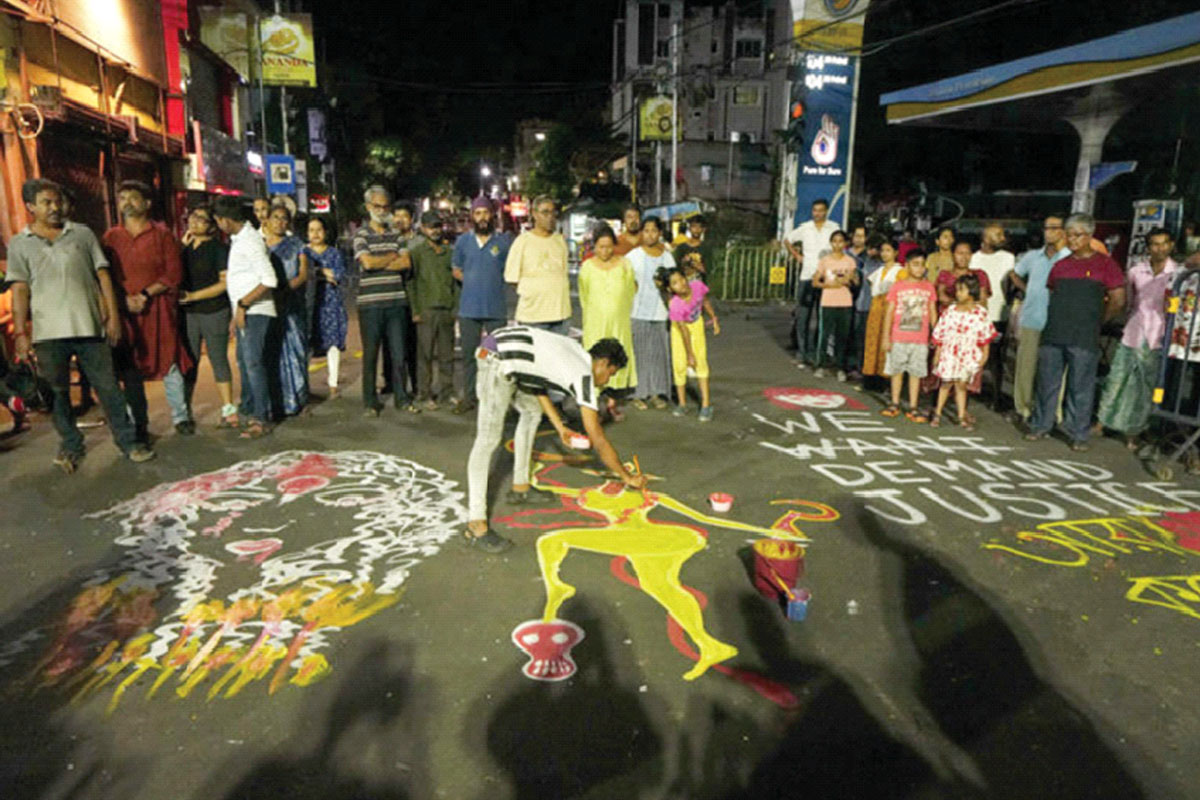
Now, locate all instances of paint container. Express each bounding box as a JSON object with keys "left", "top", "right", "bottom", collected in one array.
[
  {"left": 569, "top": 434, "right": 591, "bottom": 450},
  {"left": 752, "top": 538, "right": 806, "bottom": 601},
  {"left": 709, "top": 492, "right": 733, "bottom": 513},
  {"left": 786, "top": 589, "right": 811, "bottom": 621}
]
